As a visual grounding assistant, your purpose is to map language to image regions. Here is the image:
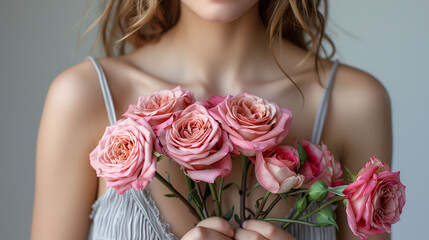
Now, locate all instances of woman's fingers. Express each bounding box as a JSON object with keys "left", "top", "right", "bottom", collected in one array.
[
  {"left": 196, "top": 217, "right": 235, "bottom": 238},
  {"left": 181, "top": 225, "right": 233, "bottom": 240},
  {"left": 181, "top": 217, "right": 234, "bottom": 240},
  {"left": 239, "top": 220, "right": 296, "bottom": 240},
  {"left": 235, "top": 228, "right": 268, "bottom": 240}
]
